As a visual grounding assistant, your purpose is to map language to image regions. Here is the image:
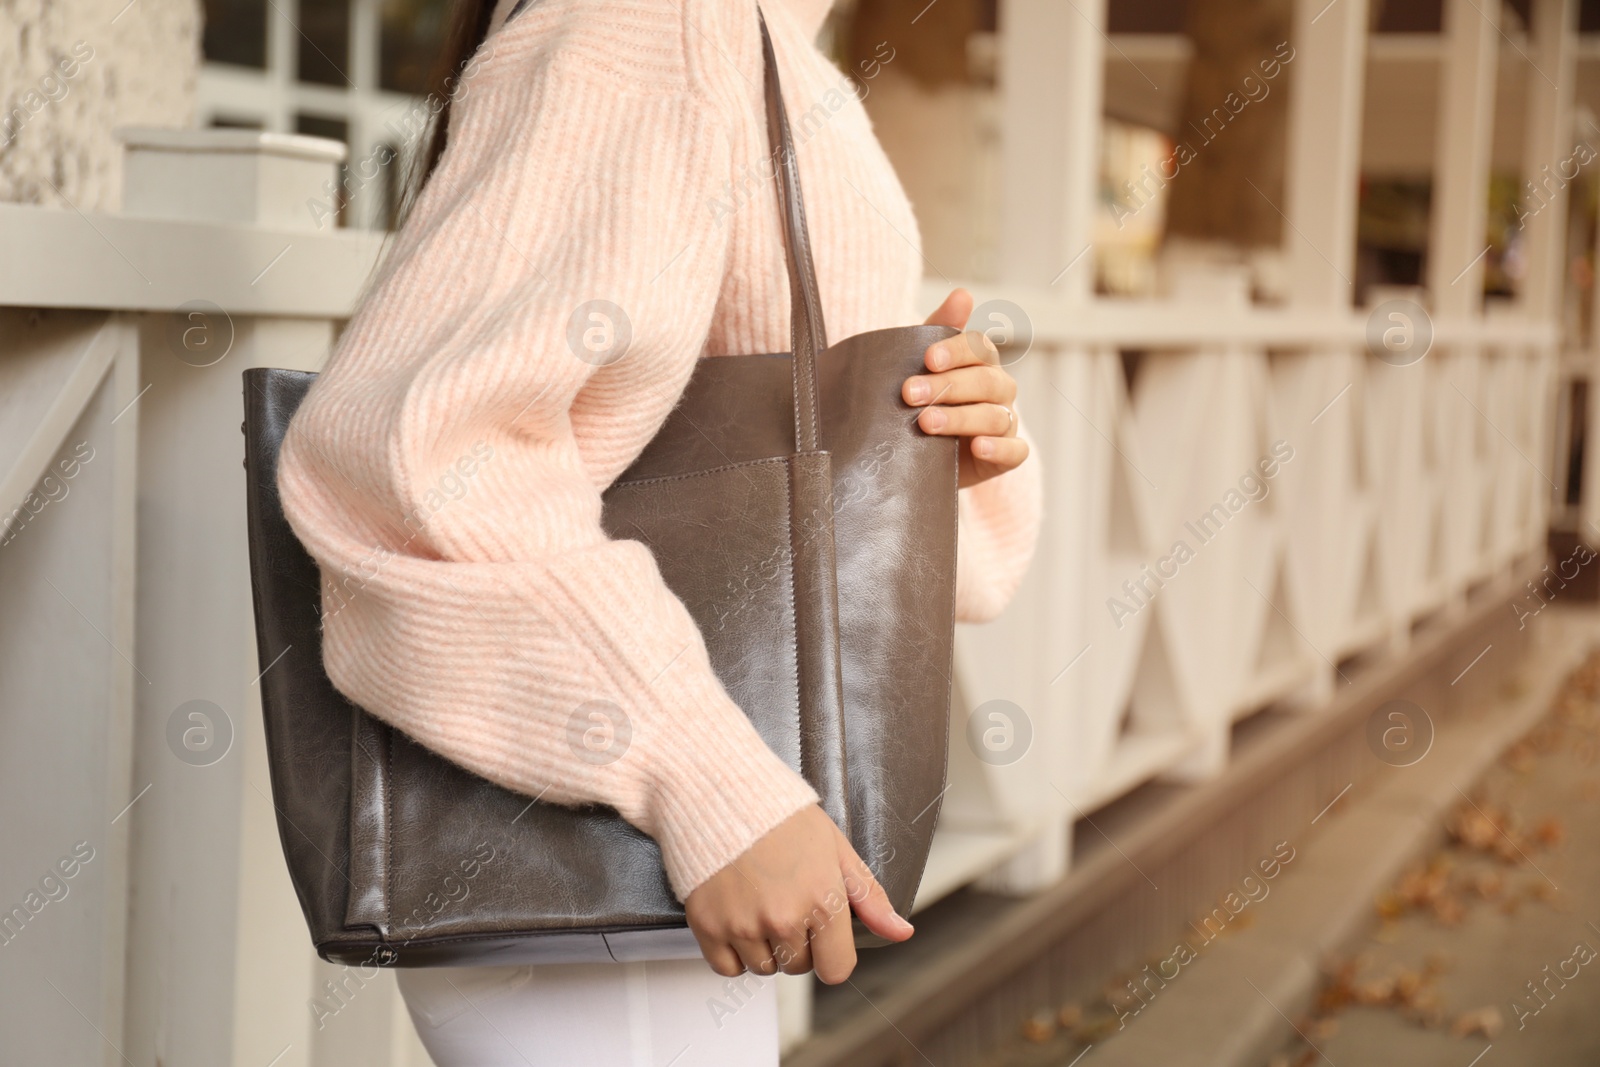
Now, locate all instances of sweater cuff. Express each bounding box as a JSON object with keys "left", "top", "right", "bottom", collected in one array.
[
  {"left": 541, "top": 540, "right": 821, "bottom": 898},
  {"left": 954, "top": 411, "right": 1044, "bottom": 623},
  {"left": 642, "top": 661, "right": 822, "bottom": 898}
]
